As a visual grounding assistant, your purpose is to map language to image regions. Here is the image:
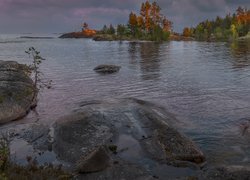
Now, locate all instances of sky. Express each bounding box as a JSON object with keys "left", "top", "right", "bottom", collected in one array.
[{"left": 0, "top": 0, "right": 249, "bottom": 34}]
